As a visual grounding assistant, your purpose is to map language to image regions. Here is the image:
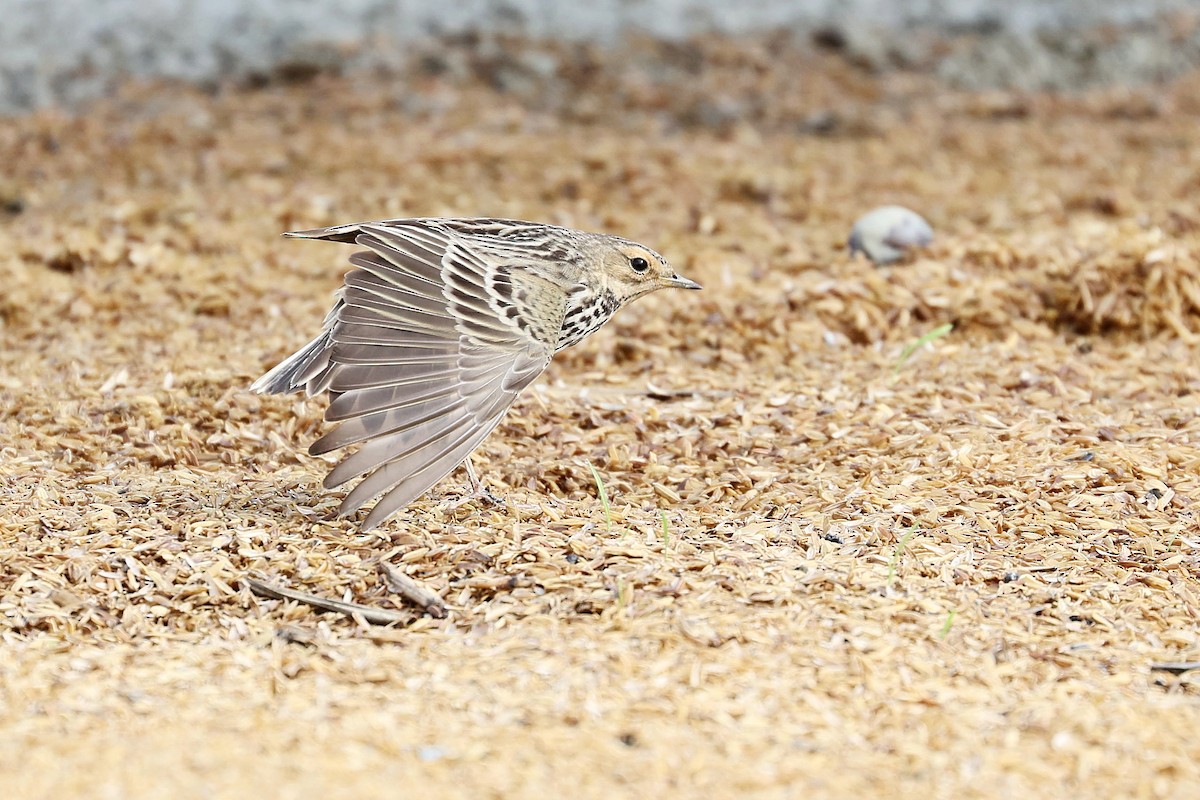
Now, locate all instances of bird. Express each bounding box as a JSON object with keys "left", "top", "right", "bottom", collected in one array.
[
  {"left": 848, "top": 205, "right": 933, "bottom": 265},
  {"left": 251, "top": 217, "right": 702, "bottom": 529}
]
